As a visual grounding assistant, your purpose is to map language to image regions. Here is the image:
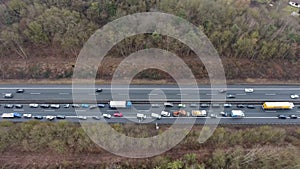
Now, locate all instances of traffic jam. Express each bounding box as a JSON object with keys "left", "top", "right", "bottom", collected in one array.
[{"left": 0, "top": 88, "right": 299, "bottom": 121}]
